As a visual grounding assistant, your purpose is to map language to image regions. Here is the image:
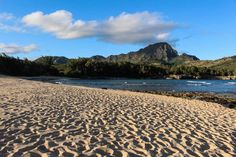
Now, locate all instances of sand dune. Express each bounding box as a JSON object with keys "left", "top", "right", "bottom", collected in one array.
[{"left": 0, "top": 77, "right": 235, "bottom": 156}]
